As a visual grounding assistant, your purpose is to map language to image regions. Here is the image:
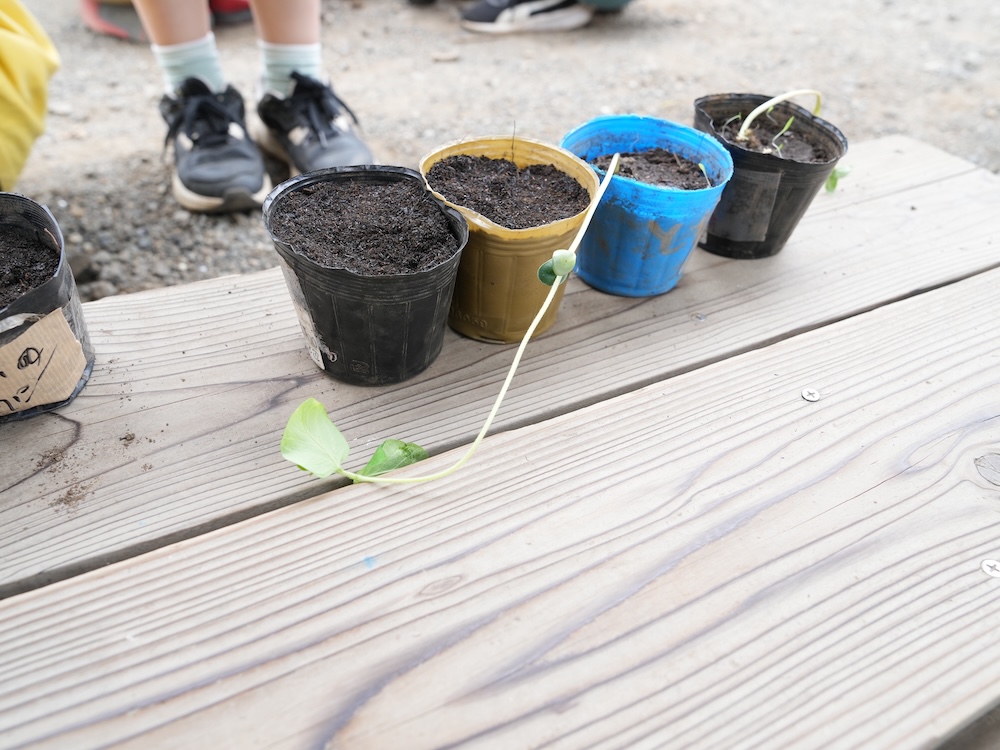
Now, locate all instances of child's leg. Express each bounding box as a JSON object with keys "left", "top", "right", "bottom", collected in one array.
[
  {"left": 132, "top": 0, "right": 224, "bottom": 92},
  {"left": 249, "top": 0, "right": 373, "bottom": 172},
  {"left": 132, "top": 0, "right": 270, "bottom": 213}
]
